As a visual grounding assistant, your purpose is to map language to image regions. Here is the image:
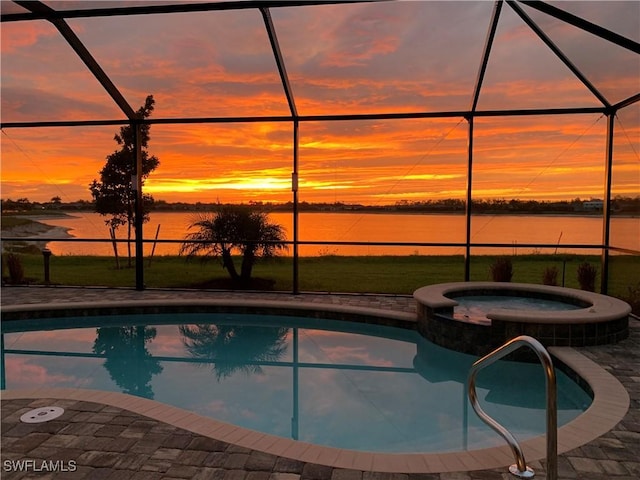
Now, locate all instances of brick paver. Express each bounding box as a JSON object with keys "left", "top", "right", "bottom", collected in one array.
[{"left": 1, "top": 286, "right": 638, "bottom": 479}]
